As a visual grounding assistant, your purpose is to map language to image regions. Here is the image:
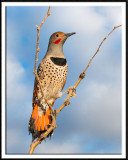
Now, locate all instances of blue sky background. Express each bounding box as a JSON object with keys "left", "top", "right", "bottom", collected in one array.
[{"left": 6, "top": 5, "right": 122, "bottom": 154}]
